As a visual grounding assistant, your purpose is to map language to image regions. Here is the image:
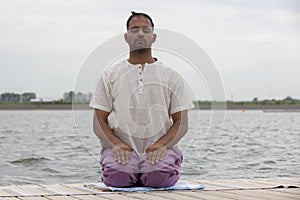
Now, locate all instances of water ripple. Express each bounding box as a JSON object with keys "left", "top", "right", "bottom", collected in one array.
[{"left": 9, "top": 157, "right": 50, "bottom": 165}]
